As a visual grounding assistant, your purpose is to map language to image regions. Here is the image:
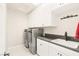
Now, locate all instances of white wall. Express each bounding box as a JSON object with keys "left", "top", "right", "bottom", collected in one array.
[
  {"left": 7, "top": 8, "right": 28, "bottom": 48},
  {"left": 44, "top": 9, "right": 79, "bottom": 37},
  {"left": 0, "top": 4, "right": 6, "bottom": 55}
]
